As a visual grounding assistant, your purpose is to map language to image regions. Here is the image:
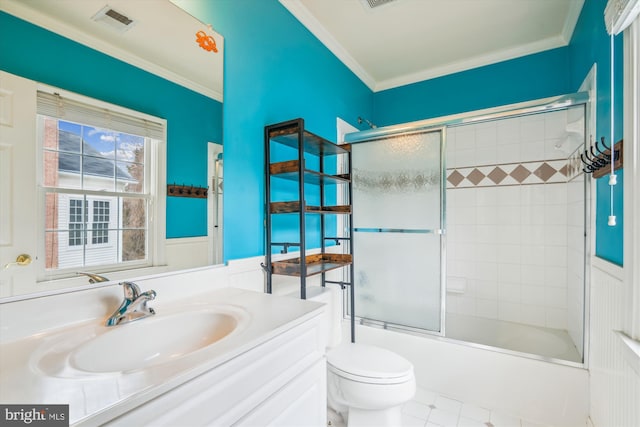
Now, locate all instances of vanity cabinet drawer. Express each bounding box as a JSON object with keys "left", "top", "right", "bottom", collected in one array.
[{"left": 104, "top": 312, "right": 325, "bottom": 426}]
